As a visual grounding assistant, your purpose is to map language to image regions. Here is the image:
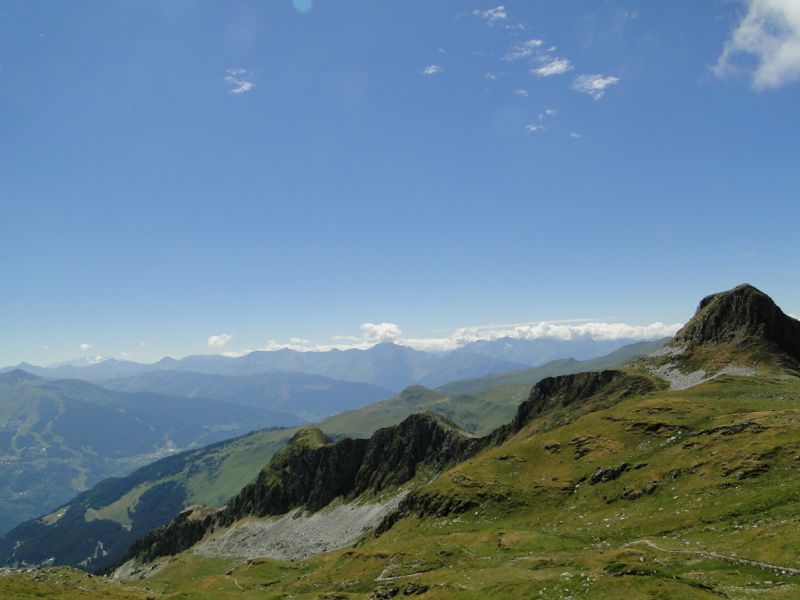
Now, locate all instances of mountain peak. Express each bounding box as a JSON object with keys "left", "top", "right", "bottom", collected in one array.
[
  {"left": 673, "top": 284, "right": 800, "bottom": 365},
  {"left": 287, "top": 427, "right": 332, "bottom": 449}
]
